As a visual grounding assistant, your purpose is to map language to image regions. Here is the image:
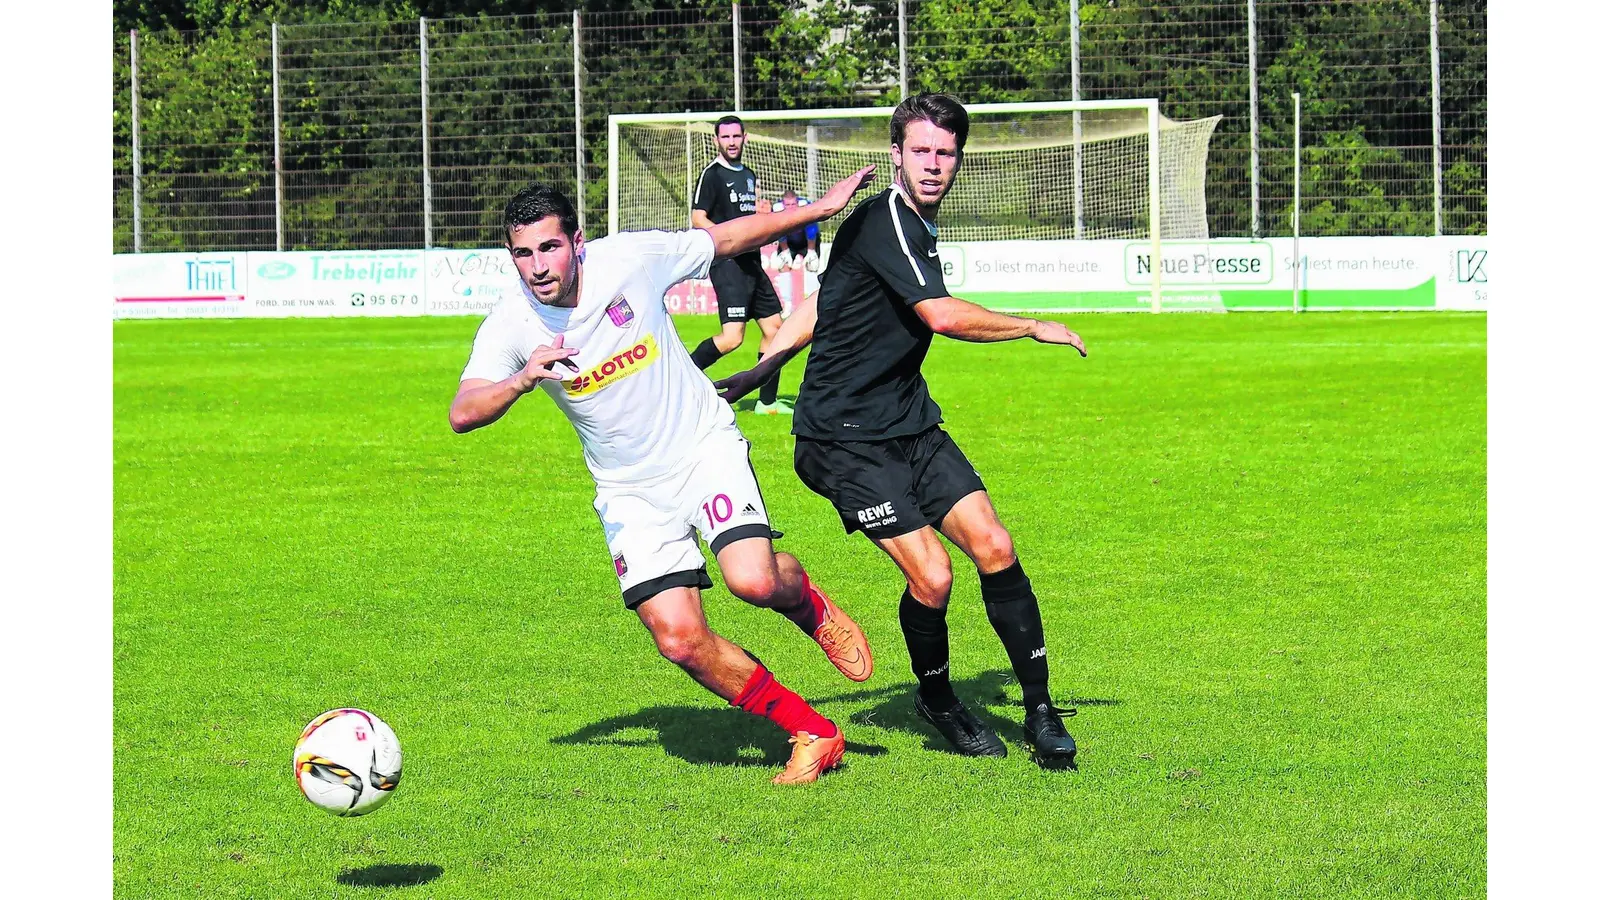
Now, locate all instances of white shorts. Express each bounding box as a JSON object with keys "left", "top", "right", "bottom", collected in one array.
[{"left": 594, "top": 428, "right": 773, "bottom": 608}]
